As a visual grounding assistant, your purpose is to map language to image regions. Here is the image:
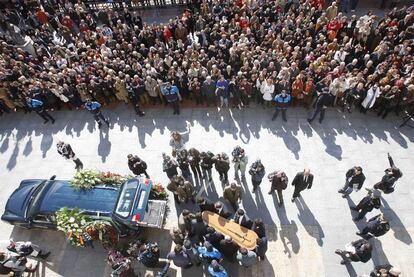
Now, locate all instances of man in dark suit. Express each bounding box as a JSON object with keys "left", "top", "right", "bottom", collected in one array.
[
  {"left": 351, "top": 189, "right": 382, "bottom": 221},
  {"left": 291, "top": 168, "right": 314, "bottom": 202},
  {"left": 338, "top": 166, "right": 366, "bottom": 198},
  {"left": 196, "top": 197, "right": 215, "bottom": 212},
  {"left": 233, "top": 209, "right": 253, "bottom": 229},
  {"left": 335, "top": 239, "right": 372, "bottom": 264},
  {"left": 213, "top": 201, "right": 232, "bottom": 219},
  {"left": 356, "top": 213, "right": 390, "bottom": 238},
  {"left": 127, "top": 154, "right": 149, "bottom": 178}
]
